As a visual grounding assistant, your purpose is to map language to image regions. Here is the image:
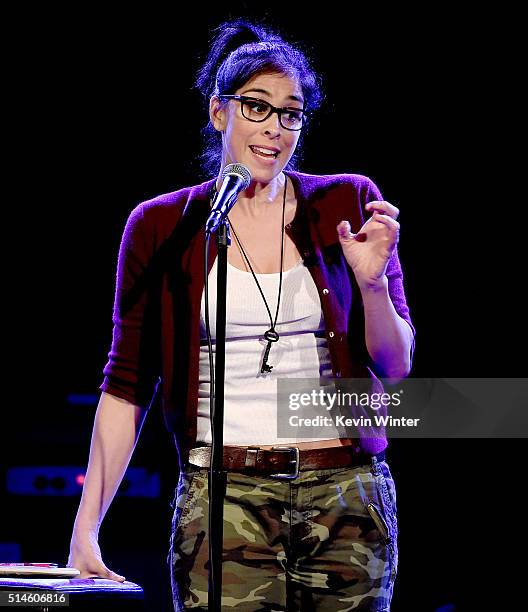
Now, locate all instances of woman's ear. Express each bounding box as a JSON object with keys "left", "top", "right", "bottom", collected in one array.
[{"left": 209, "top": 96, "right": 226, "bottom": 132}]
